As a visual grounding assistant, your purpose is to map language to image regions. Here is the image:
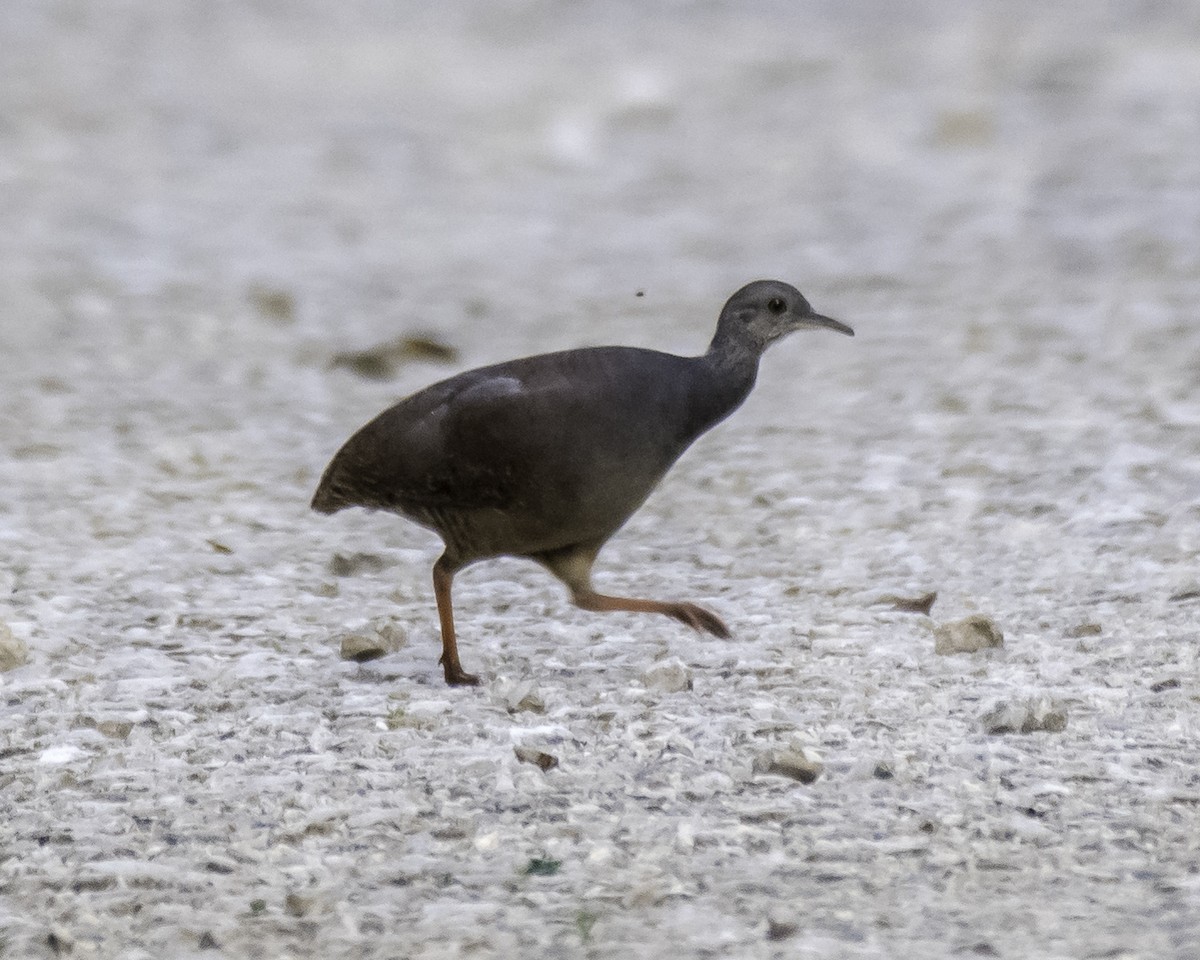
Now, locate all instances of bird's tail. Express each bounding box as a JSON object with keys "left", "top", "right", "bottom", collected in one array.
[{"left": 310, "top": 463, "right": 352, "bottom": 514}]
